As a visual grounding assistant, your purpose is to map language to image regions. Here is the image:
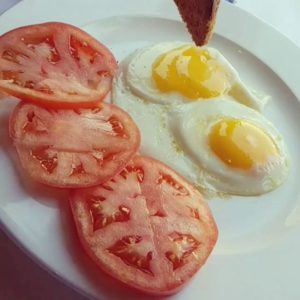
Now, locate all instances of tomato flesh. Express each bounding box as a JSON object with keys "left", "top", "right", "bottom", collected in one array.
[
  {"left": 9, "top": 102, "right": 140, "bottom": 188},
  {"left": 70, "top": 156, "right": 218, "bottom": 295},
  {"left": 0, "top": 22, "right": 117, "bottom": 108}
]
